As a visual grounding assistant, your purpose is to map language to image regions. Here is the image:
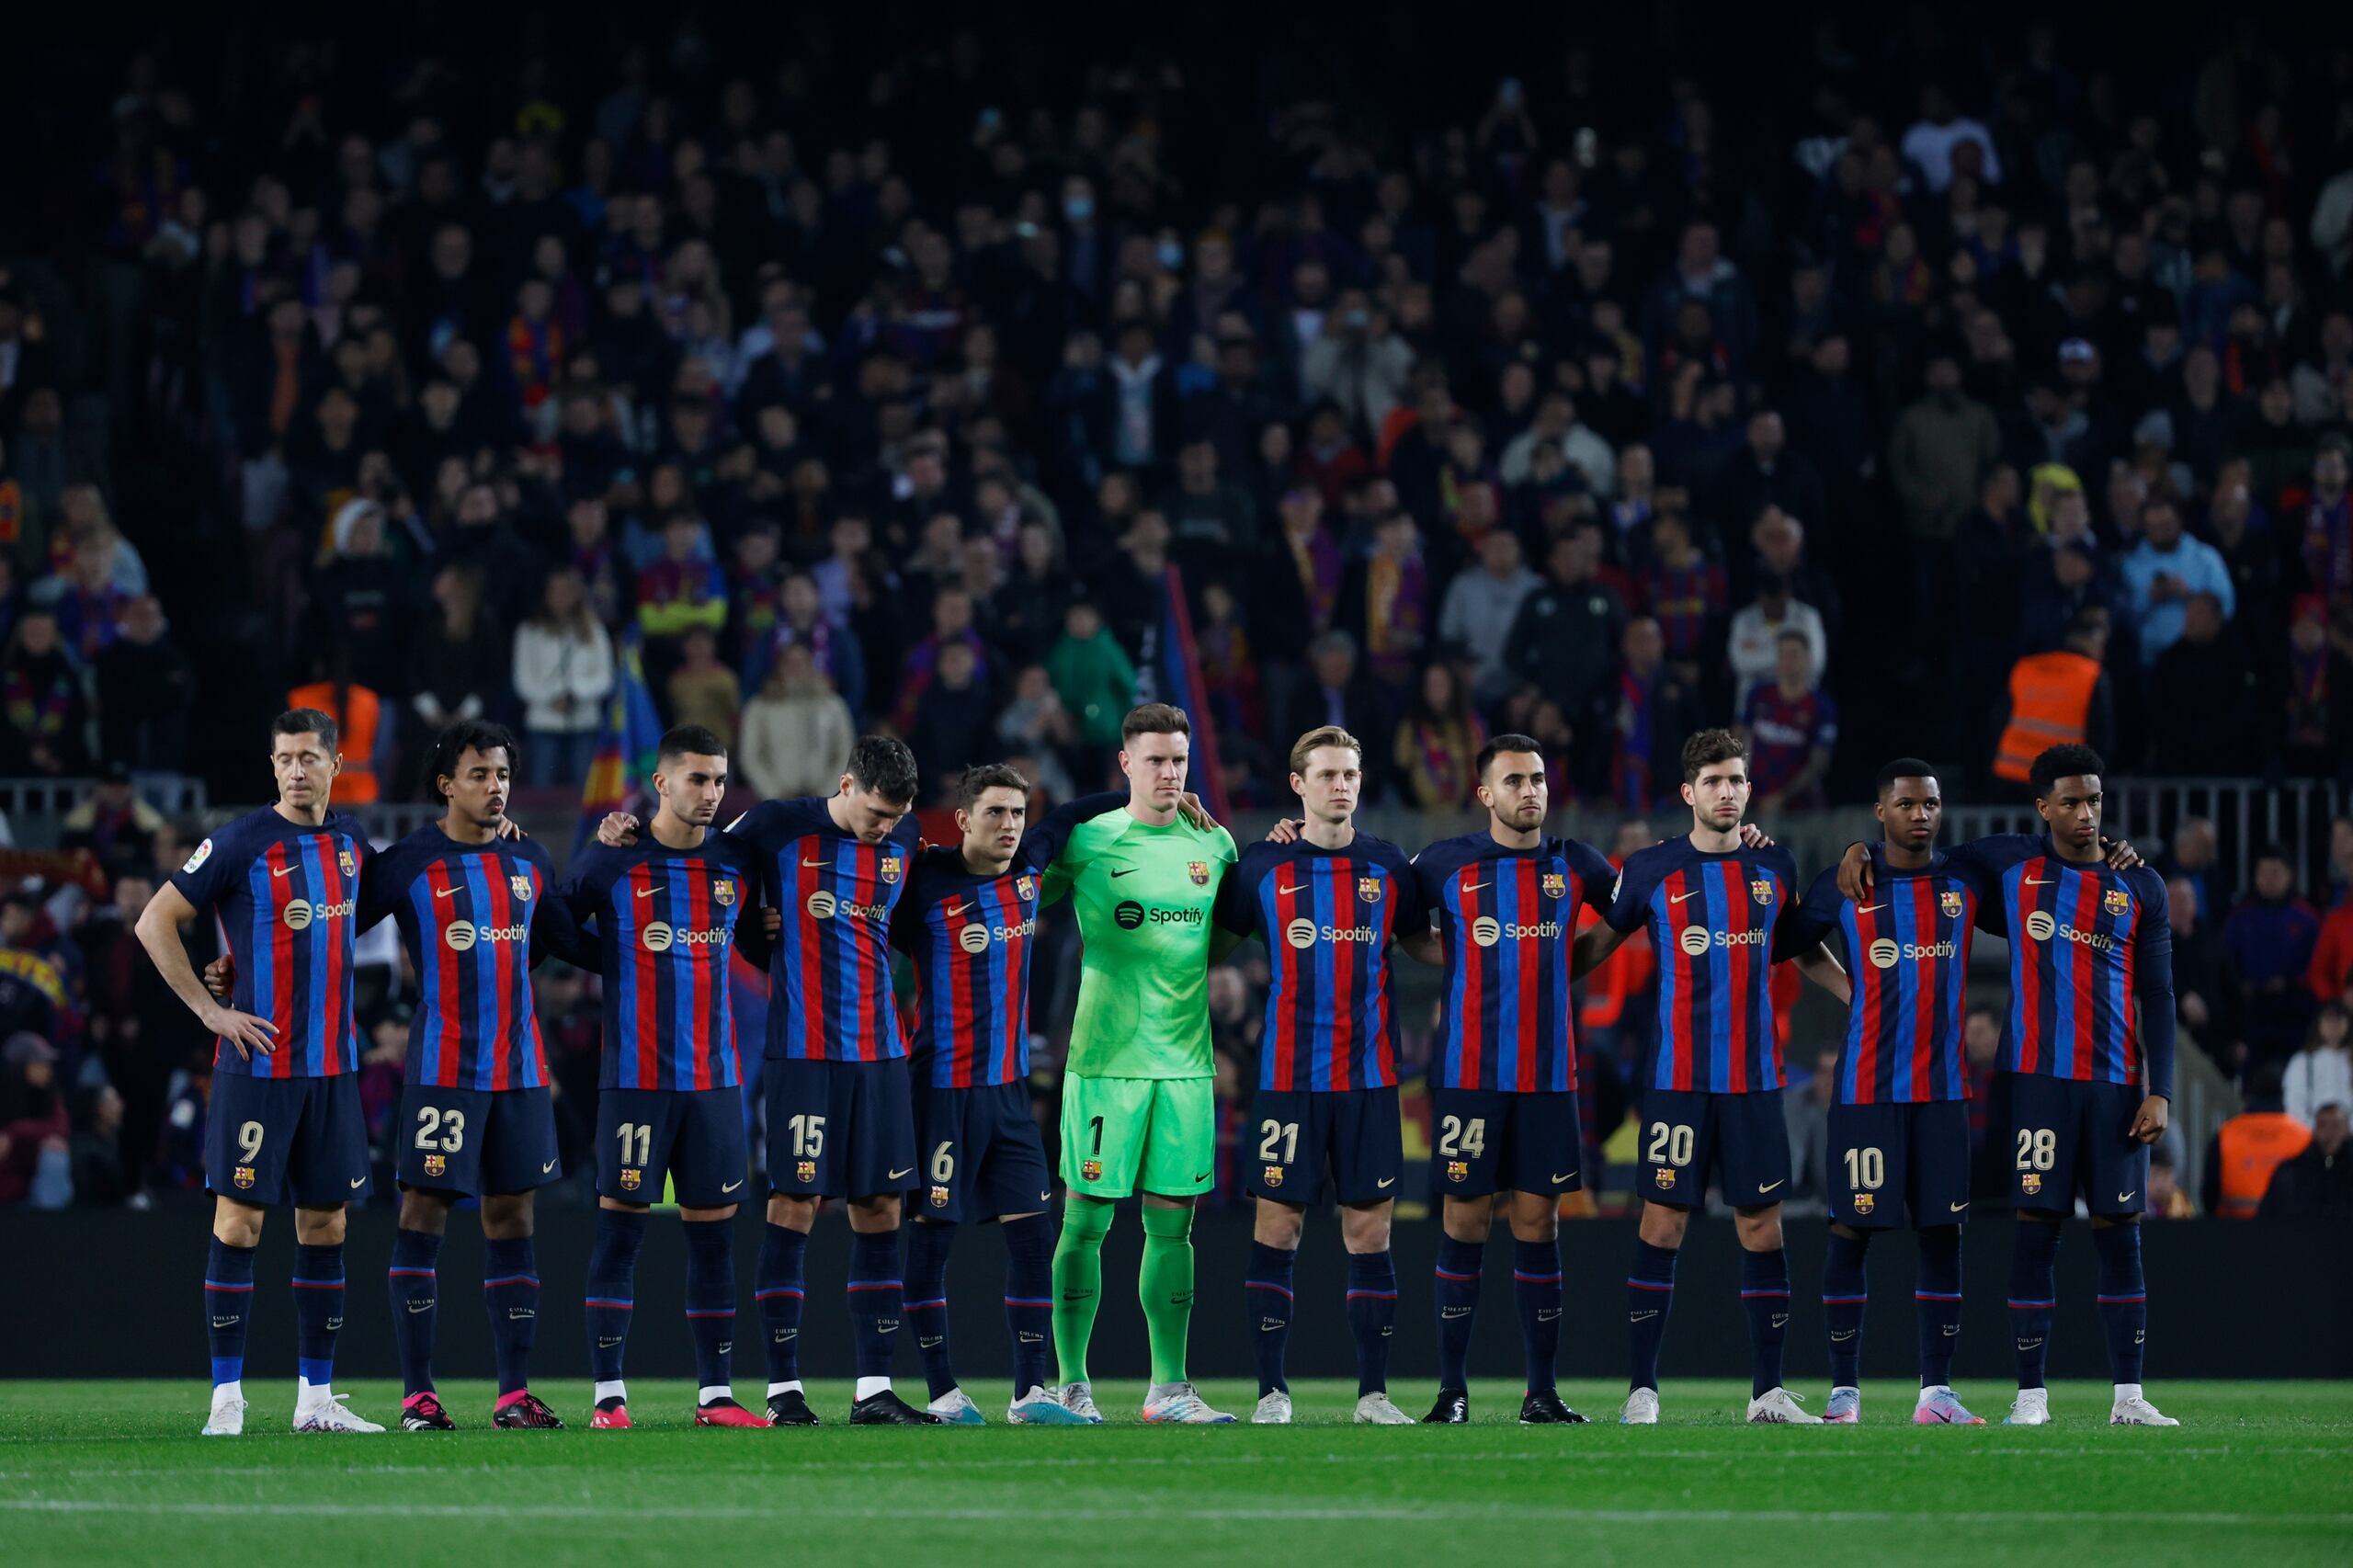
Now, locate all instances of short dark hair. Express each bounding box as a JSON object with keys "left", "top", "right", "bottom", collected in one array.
[
  {"left": 847, "top": 733, "right": 919, "bottom": 804},
  {"left": 1875, "top": 756, "right": 1938, "bottom": 796},
  {"left": 1121, "top": 703, "right": 1190, "bottom": 744},
  {"left": 959, "top": 761, "right": 1029, "bottom": 808},
  {"left": 1475, "top": 733, "right": 1543, "bottom": 778},
  {"left": 656, "top": 724, "right": 729, "bottom": 767},
  {"left": 2029, "top": 743, "right": 2104, "bottom": 798},
  {"left": 1681, "top": 727, "right": 1748, "bottom": 783},
  {"left": 273, "top": 708, "right": 340, "bottom": 752},
  {"left": 426, "top": 720, "right": 519, "bottom": 802}
]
